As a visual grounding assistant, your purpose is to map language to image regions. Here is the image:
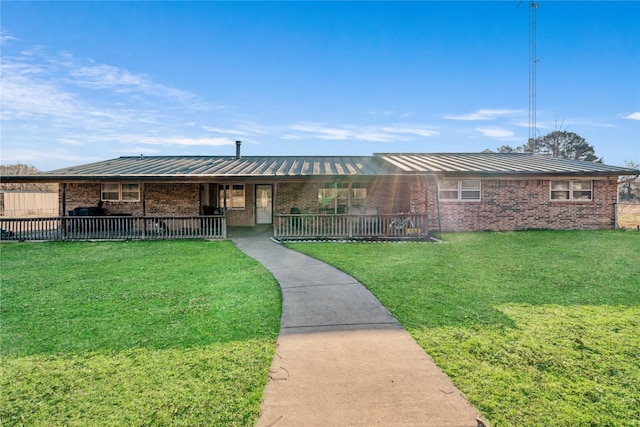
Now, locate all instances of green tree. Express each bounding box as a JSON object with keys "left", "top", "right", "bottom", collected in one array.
[{"left": 488, "top": 131, "right": 601, "bottom": 162}]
